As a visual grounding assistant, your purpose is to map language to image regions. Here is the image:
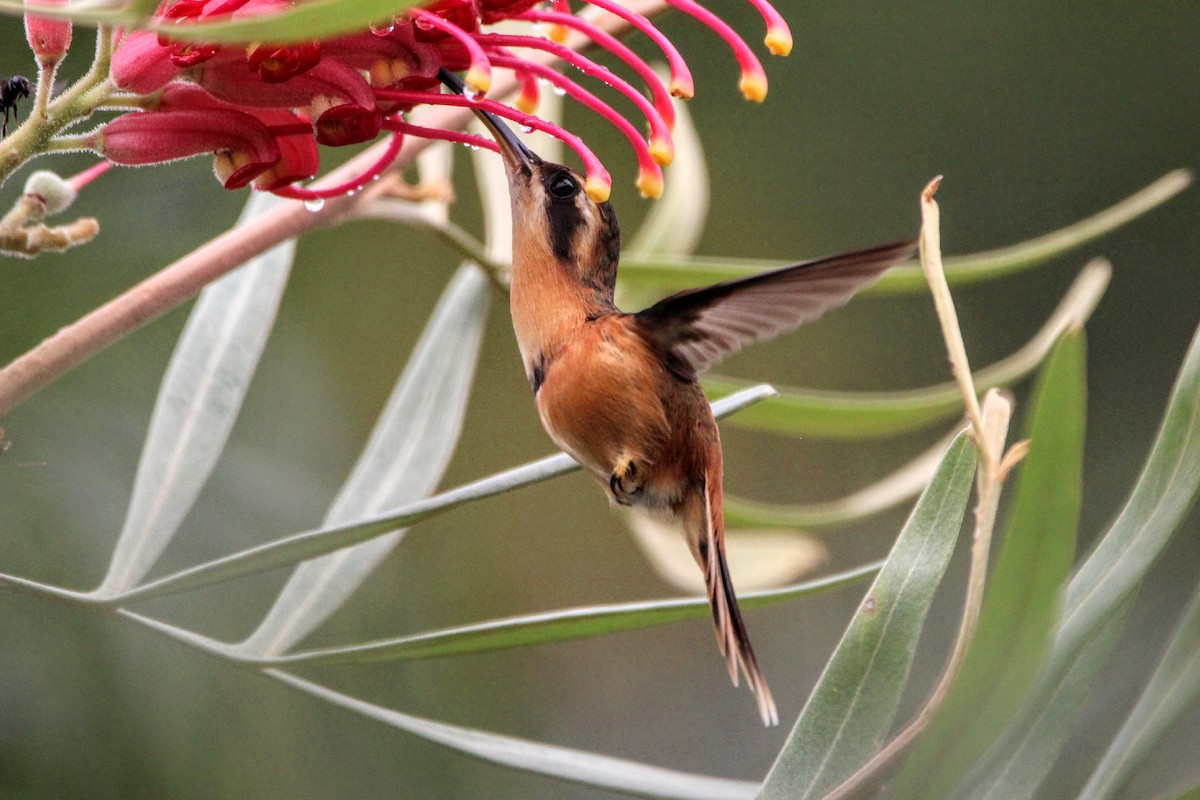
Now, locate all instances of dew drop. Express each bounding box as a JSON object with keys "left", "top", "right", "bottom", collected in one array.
[
  {"left": 304, "top": 197, "right": 326, "bottom": 211},
  {"left": 519, "top": 124, "right": 534, "bottom": 134},
  {"left": 369, "top": 19, "right": 395, "bottom": 36},
  {"left": 468, "top": 144, "right": 481, "bottom": 151},
  {"left": 551, "top": 84, "right": 566, "bottom": 96},
  {"left": 462, "top": 87, "right": 479, "bottom": 102}
]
